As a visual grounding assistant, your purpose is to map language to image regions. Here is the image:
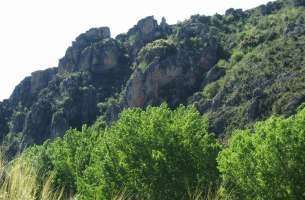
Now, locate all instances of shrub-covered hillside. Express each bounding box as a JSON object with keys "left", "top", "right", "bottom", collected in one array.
[{"left": 190, "top": 0, "right": 305, "bottom": 135}]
